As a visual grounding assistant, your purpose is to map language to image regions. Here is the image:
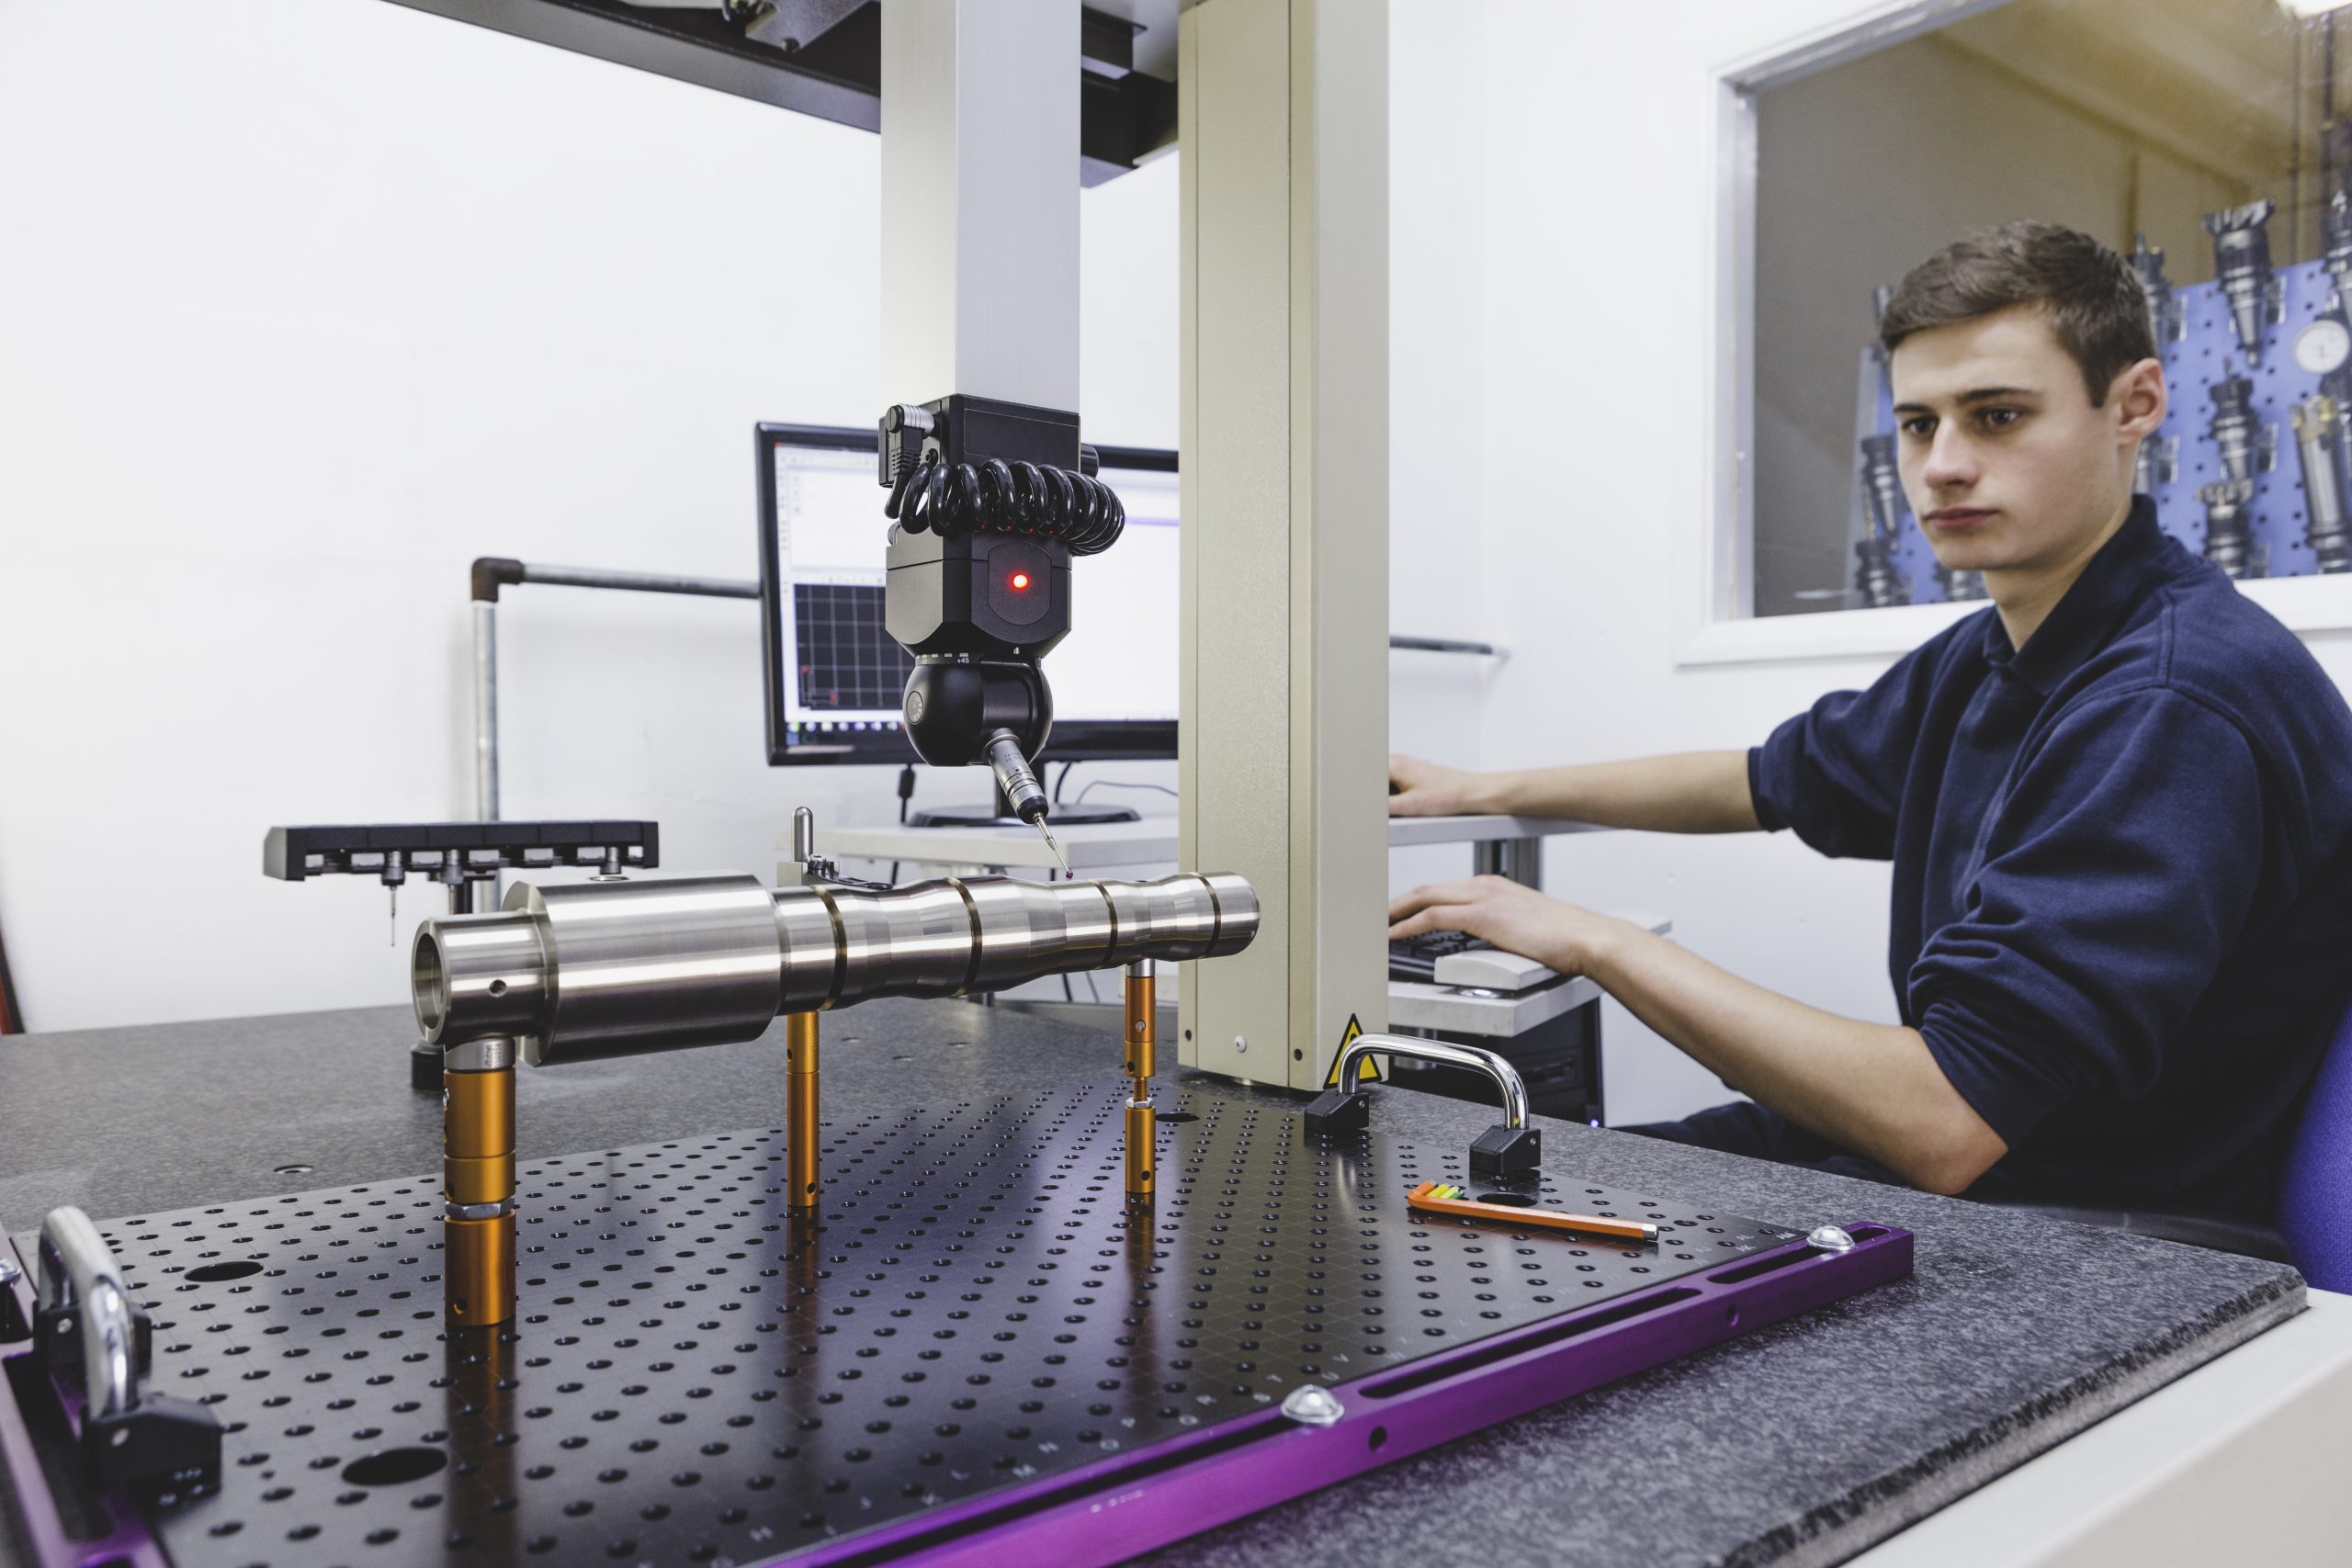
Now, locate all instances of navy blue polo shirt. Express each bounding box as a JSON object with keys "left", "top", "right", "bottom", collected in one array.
[{"left": 1750, "top": 498, "right": 2352, "bottom": 1214}]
